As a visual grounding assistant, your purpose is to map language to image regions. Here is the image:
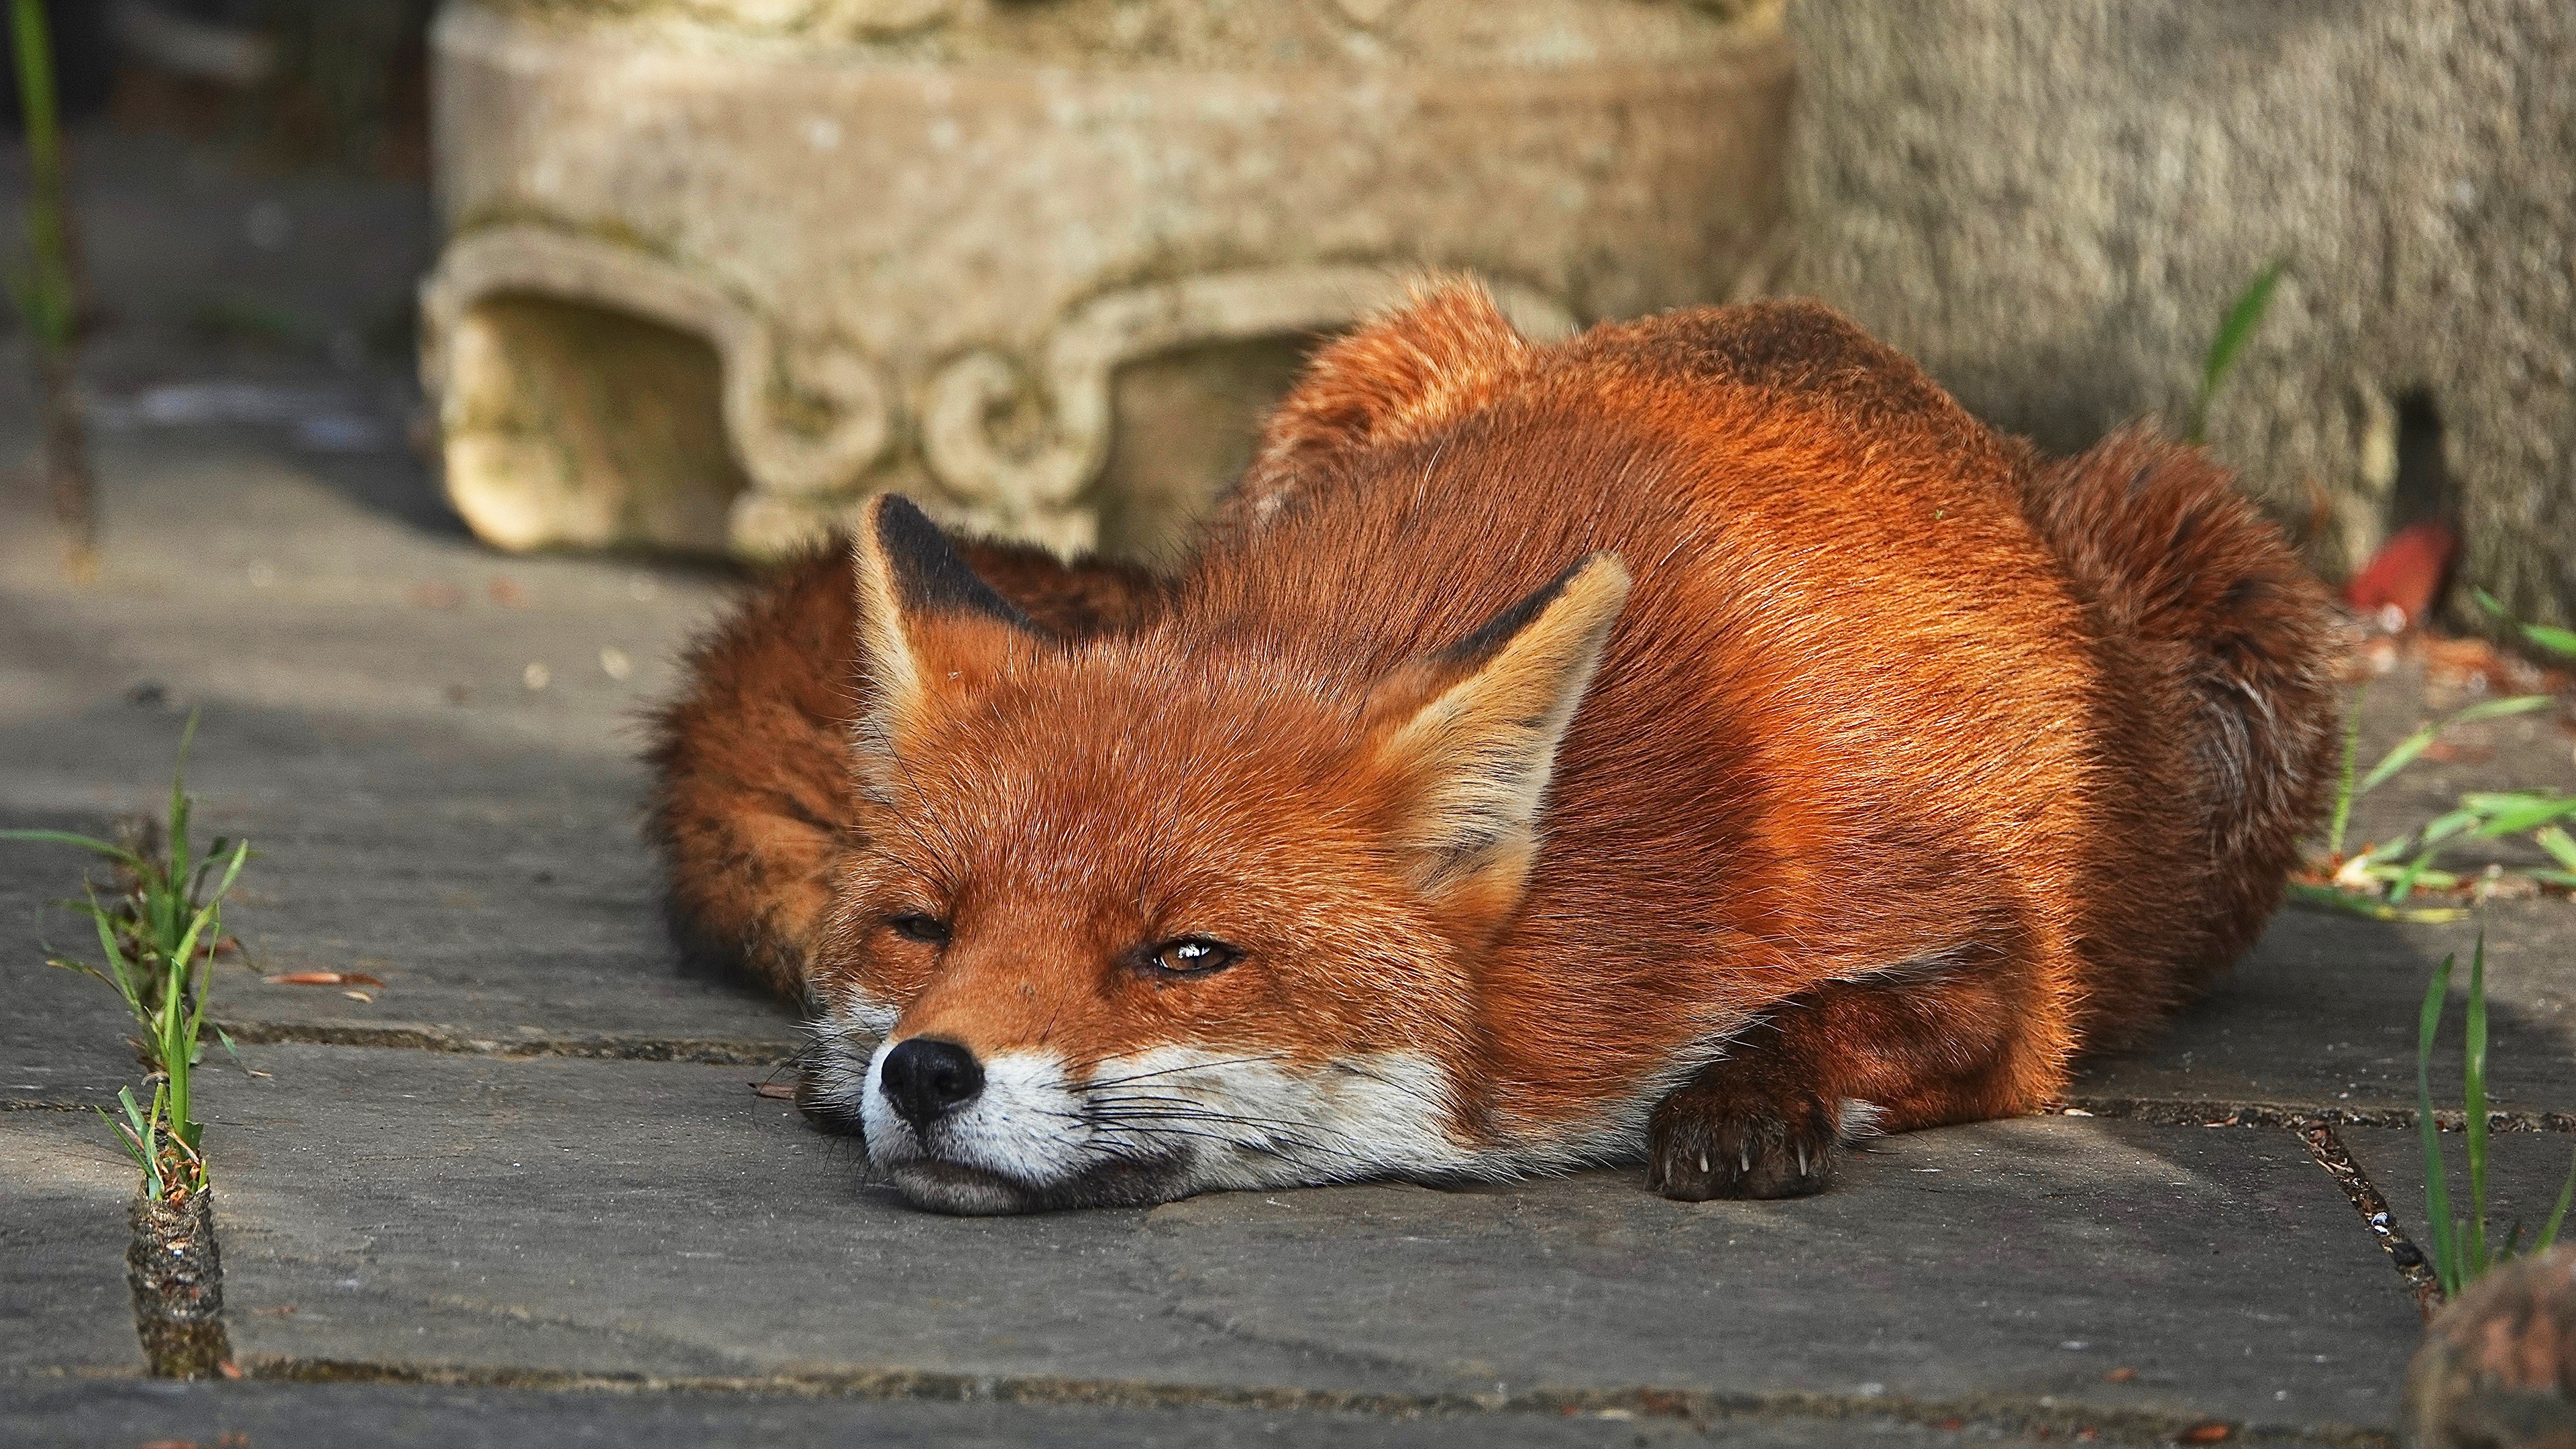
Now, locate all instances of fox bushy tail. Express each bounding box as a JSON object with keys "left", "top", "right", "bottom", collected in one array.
[{"left": 2017, "top": 426, "right": 2342, "bottom": 1008}]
